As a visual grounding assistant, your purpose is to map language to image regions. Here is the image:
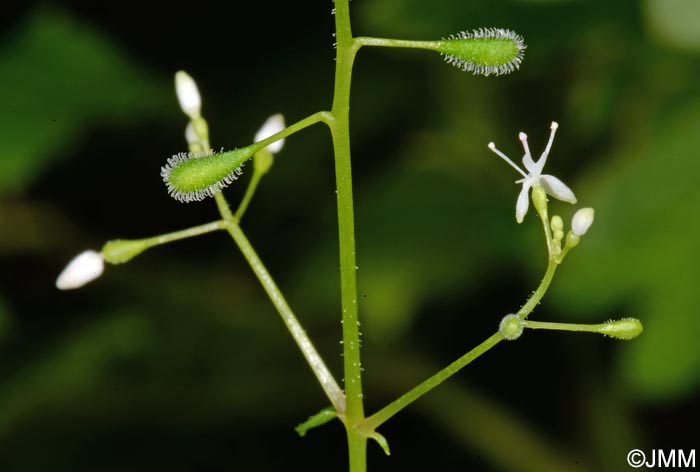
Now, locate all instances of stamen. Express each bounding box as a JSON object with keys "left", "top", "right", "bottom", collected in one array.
[
  {"left": 541, "top": 121, "right": 559, "bottom": 162},
  {"left": 518, "top": 132, "right": 532, "bottom": 161},
  {"left": 488, "top": 142, "right": 528, "bottom": 178}
]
